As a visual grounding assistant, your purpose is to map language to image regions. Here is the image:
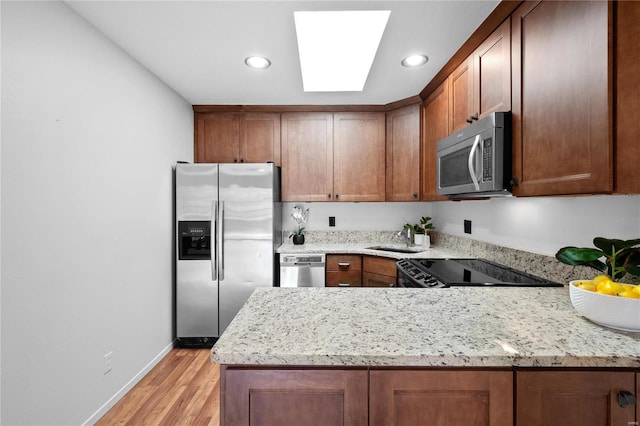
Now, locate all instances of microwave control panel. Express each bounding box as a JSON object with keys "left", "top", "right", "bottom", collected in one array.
[{"left": 482, "top": 138, "right": 493, "bottom": 182}]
